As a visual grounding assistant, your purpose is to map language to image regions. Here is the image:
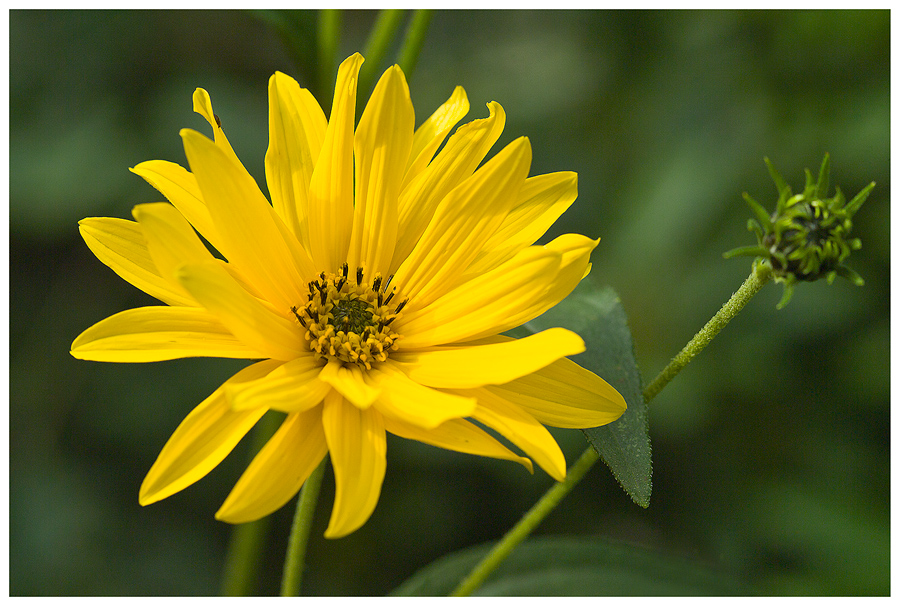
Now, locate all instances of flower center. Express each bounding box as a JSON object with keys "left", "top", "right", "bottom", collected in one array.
[
  {"left": 291, "top": 263, "right": 406, "bottom": 370},
  {"left": 764, "top": 199, "right": 854, "bottom": 281}
]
